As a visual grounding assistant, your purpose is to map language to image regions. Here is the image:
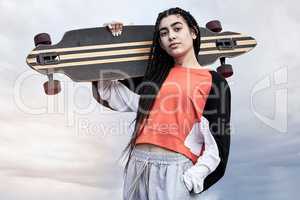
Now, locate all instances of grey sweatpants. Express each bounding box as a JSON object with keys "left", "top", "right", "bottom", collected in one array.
[{"left": 122, "top": 148, "right": 202, "bottom": 200}]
